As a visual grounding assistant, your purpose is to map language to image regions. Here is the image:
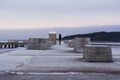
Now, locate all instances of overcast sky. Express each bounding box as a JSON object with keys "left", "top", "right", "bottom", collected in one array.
[{"left": 0, "top": 0, "right": 120, "bottom": 29}]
